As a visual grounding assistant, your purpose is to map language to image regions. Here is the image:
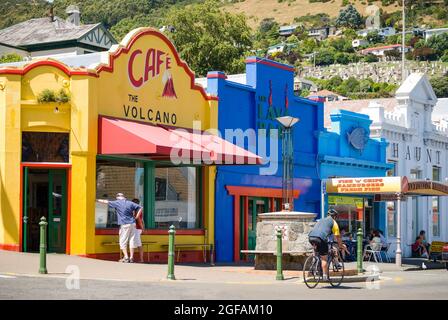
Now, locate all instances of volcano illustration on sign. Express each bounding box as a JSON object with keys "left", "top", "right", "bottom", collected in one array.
[{"left": 162, "top": 70, "right": 177, "bottom": 98}]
